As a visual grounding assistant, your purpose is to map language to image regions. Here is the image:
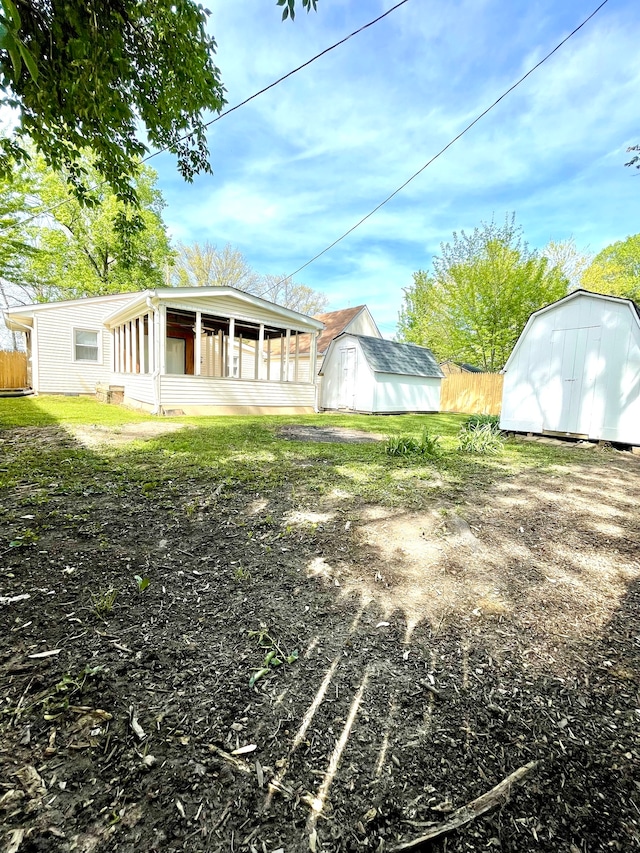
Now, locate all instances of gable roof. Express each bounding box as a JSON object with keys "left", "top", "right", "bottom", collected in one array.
[
  {"left": 502, "top": 288, "right": 640, "bottom": 372},
  {"left": 323, "top": 334, "right": 444, "bottom": 379},
  {"left": 4, "top": 287, "right": 325, "bottom": 333}
]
